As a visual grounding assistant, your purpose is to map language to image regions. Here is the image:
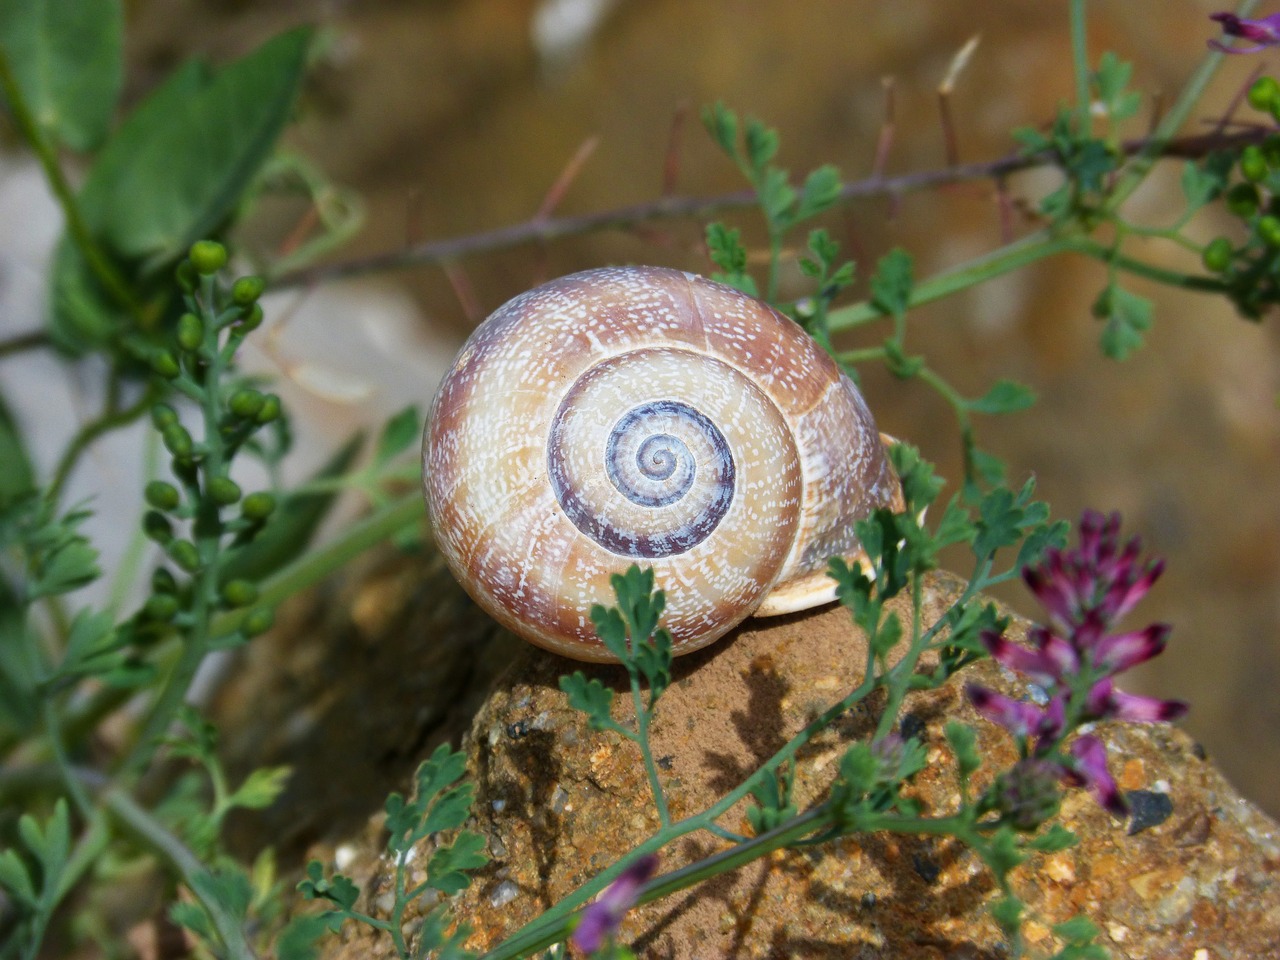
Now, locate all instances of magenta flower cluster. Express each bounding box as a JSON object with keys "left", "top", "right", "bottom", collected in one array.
[
  {"left": 966, "top": 511, "right": 1188, "bottom": 818},
  {"left": 1210, "top": 12, "right": 1280, "bottom": 53}
]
